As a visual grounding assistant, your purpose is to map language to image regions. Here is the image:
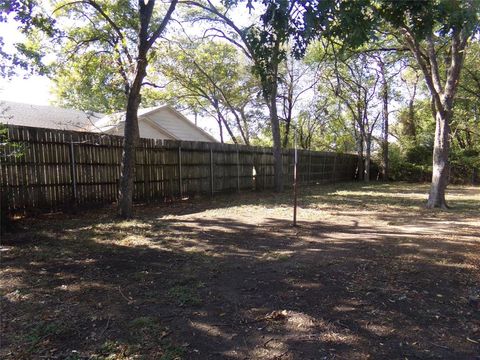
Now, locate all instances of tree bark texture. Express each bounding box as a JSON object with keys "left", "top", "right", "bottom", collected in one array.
[
  {"left": 268, "top": 89, "right": 284, "bottom": 192},
  {"left": 265, "top": 41, "right": 284, "bottom": 192},
  {"left": 380, "top": 60, "right": 389, "bottom": 181},
  {"left": 117, "top": 0, "right": 178, "bottom": 218},
  {"left": 356, "top": 133, "right": 364, "bottom": 181},
  {"left": 402, "top": 28, "right": 468, "bottom": 209},
  {"left": 117, "top": 56, "right": 146, "bottom": 218},
  {"left": 364, "top": 134, "right": 371, "bottom": 182},
  {"left": 426, "top": 111, "right": 450, "bottom": 208}
]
